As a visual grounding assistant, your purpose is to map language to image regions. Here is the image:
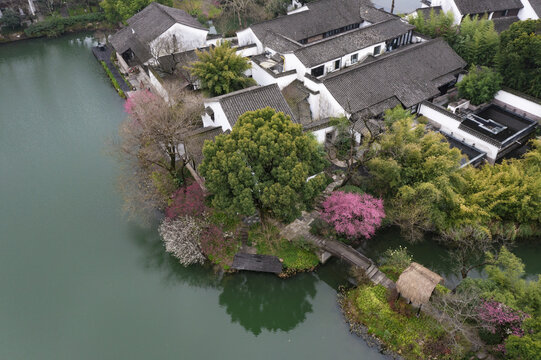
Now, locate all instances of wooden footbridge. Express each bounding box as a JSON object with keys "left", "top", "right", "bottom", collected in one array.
[{"left": 280, "top": 175, "right": 395, "bottom": 289}]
